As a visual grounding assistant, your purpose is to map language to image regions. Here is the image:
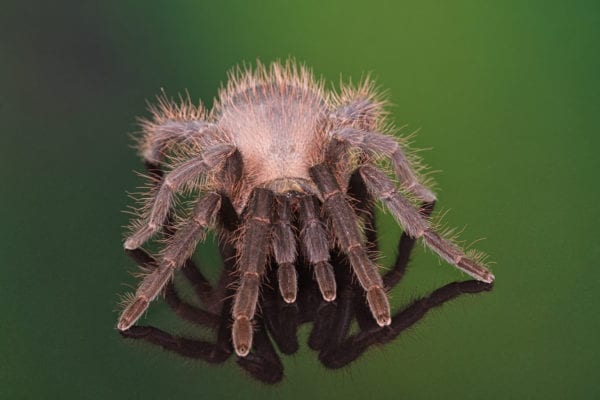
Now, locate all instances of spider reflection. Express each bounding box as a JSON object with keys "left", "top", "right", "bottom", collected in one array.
[{"left": 120, "top": 175, "right": 493, "bottom": 383}]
